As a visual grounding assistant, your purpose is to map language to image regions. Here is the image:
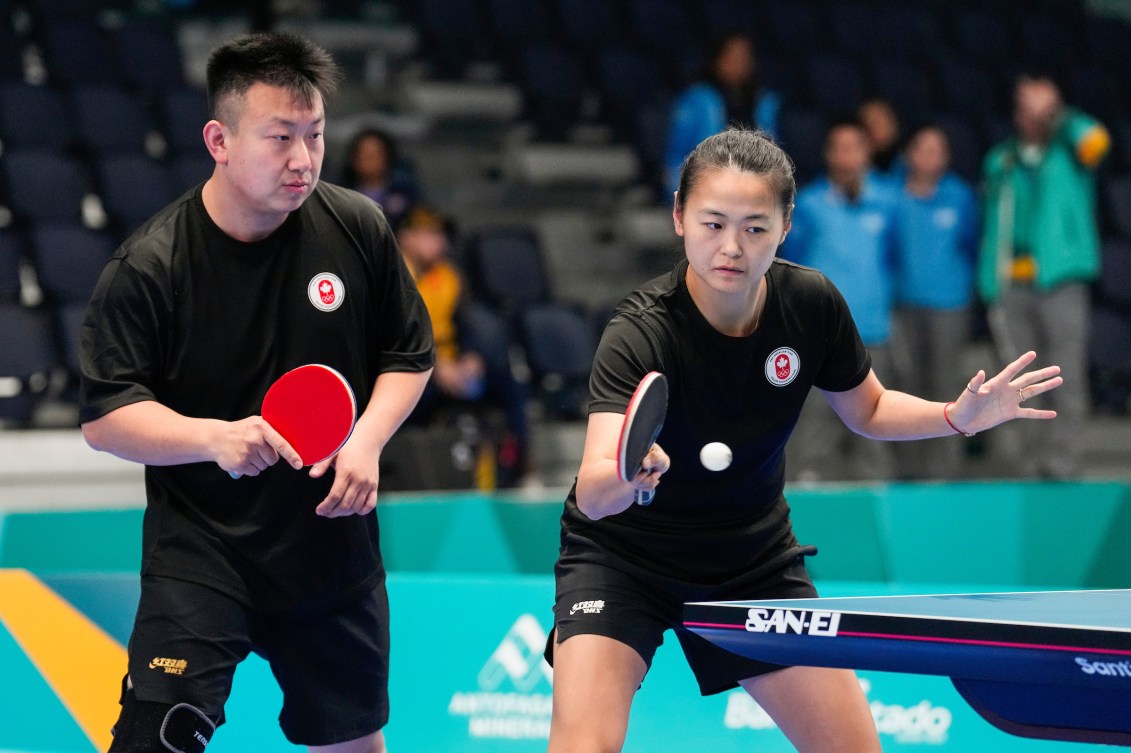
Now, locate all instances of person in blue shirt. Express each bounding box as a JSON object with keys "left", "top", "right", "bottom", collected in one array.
[
  {"left": 780, "top": 119, "right": 900, "bottom": 481},
  {"left": 664, "top": 32, "right": 780, "bottom": 195},
  {"left": 892, "top": 124, "right": 979, "bottom": 478}
]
